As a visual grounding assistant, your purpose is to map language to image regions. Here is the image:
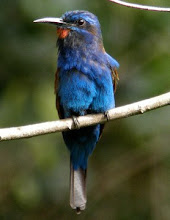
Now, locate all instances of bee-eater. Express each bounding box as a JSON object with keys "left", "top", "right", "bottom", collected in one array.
[{"left": 34, "top": 10, "right": 119, "bottom": 214}]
